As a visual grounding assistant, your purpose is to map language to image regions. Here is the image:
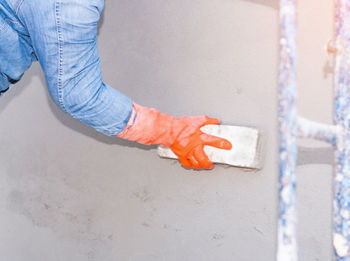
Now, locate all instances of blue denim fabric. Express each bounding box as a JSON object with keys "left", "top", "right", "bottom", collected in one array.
[{"left": 0, "top": 0, "right": 133, "bottom": 136}]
